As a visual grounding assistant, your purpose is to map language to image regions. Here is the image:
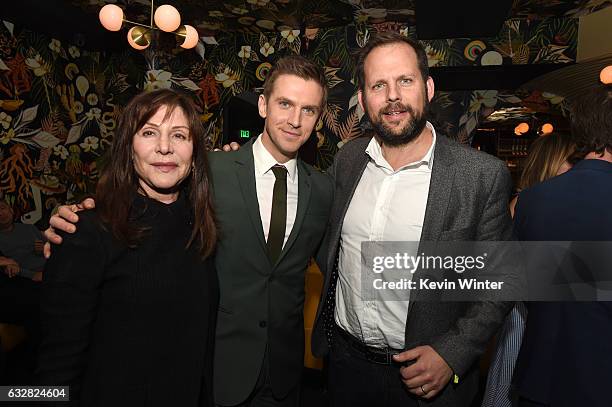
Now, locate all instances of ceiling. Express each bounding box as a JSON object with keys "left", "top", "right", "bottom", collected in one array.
[
  {"left": 65, "top": 0, "right": 612, "bottom": 36},
  {"left": 2, "top": 0, "right": 611, "bottom": 48},
  {"left": 522, "top": 53, "right": 612, "bottom": 99}
]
